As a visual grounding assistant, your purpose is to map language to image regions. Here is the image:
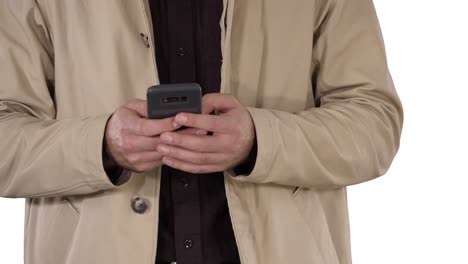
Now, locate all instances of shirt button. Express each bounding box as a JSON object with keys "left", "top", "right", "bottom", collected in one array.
[
  {"left": 131, "top": 197, "right": 148, "bottom": 214},
  {"left": 176, "top": 47, "right": 186, "bottom": 57},
  {"left": 180, "top": 176, "right": 190, "bottom": 188},
  {"left": 184, "top": 239, "right": 193, "bottom": 249}
]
